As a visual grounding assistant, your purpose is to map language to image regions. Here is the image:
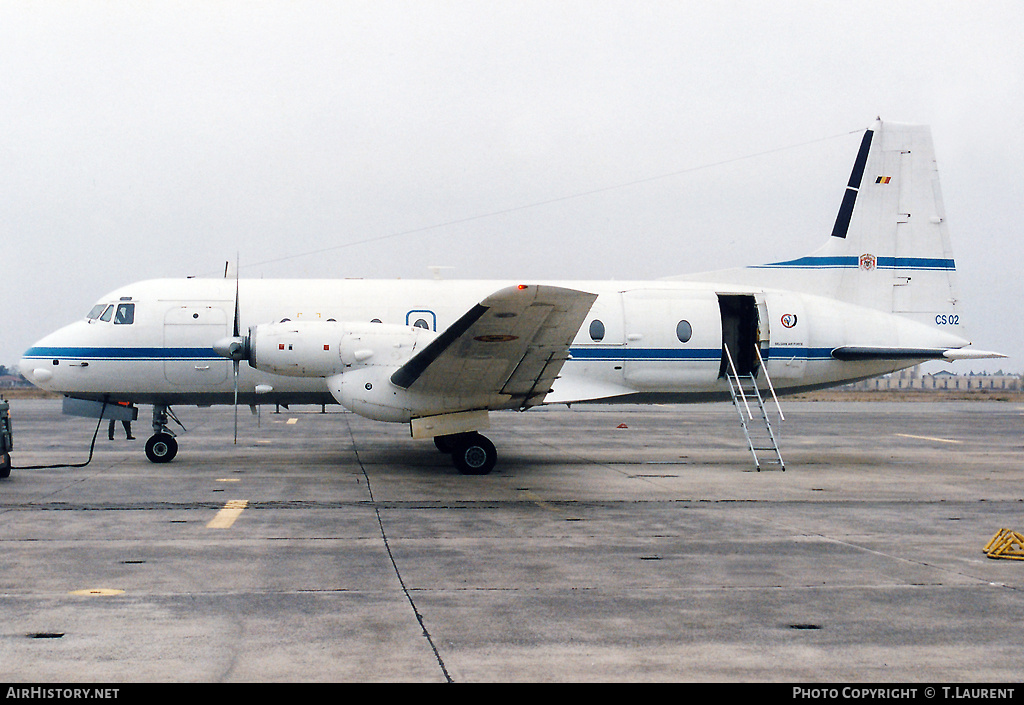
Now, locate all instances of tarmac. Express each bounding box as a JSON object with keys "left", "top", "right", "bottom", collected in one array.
[{"left": 0, "top": 397, "right": 1021, "bottom": 683}]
